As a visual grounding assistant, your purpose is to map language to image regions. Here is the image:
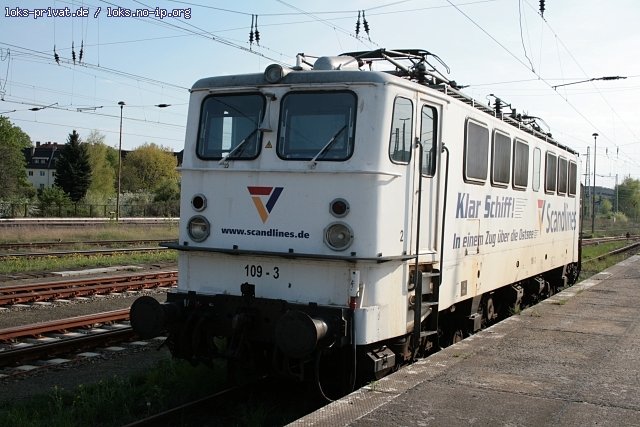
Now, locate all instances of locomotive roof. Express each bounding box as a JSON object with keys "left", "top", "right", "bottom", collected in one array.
[
  {"left": 191, "top": 49, "right": 577, "bottom": 156},
  {"left": 191, "top": 69, "right": 395, "bottom": 90}
]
